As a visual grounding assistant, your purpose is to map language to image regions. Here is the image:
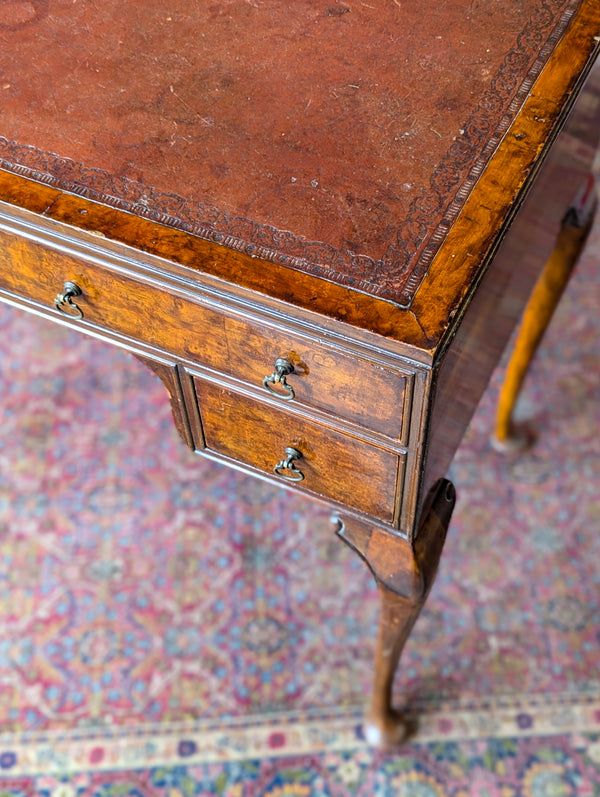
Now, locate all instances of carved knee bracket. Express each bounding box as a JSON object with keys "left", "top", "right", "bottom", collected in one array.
[{"left": 335, "top": 478, "right": 456, "bottom": 602}]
